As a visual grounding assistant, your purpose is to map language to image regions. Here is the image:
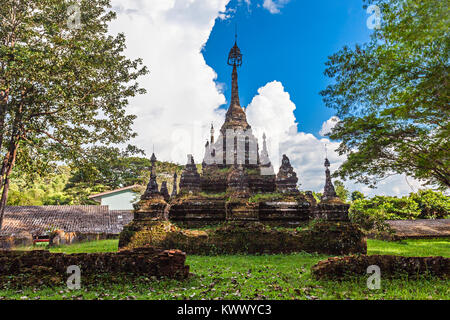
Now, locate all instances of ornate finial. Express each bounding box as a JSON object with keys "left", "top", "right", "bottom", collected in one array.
[
  {"left": 150, "top": 152, "right": 157, "bottom": 166},
  {"left": 227, "top": 38, "right": 242, "bottom": 67},
  {"left": 324, "top": 157, "right": 330, "bottom": 168},
  {"left": 221, "top": 33, "right": 250, "bottom": 133}
]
